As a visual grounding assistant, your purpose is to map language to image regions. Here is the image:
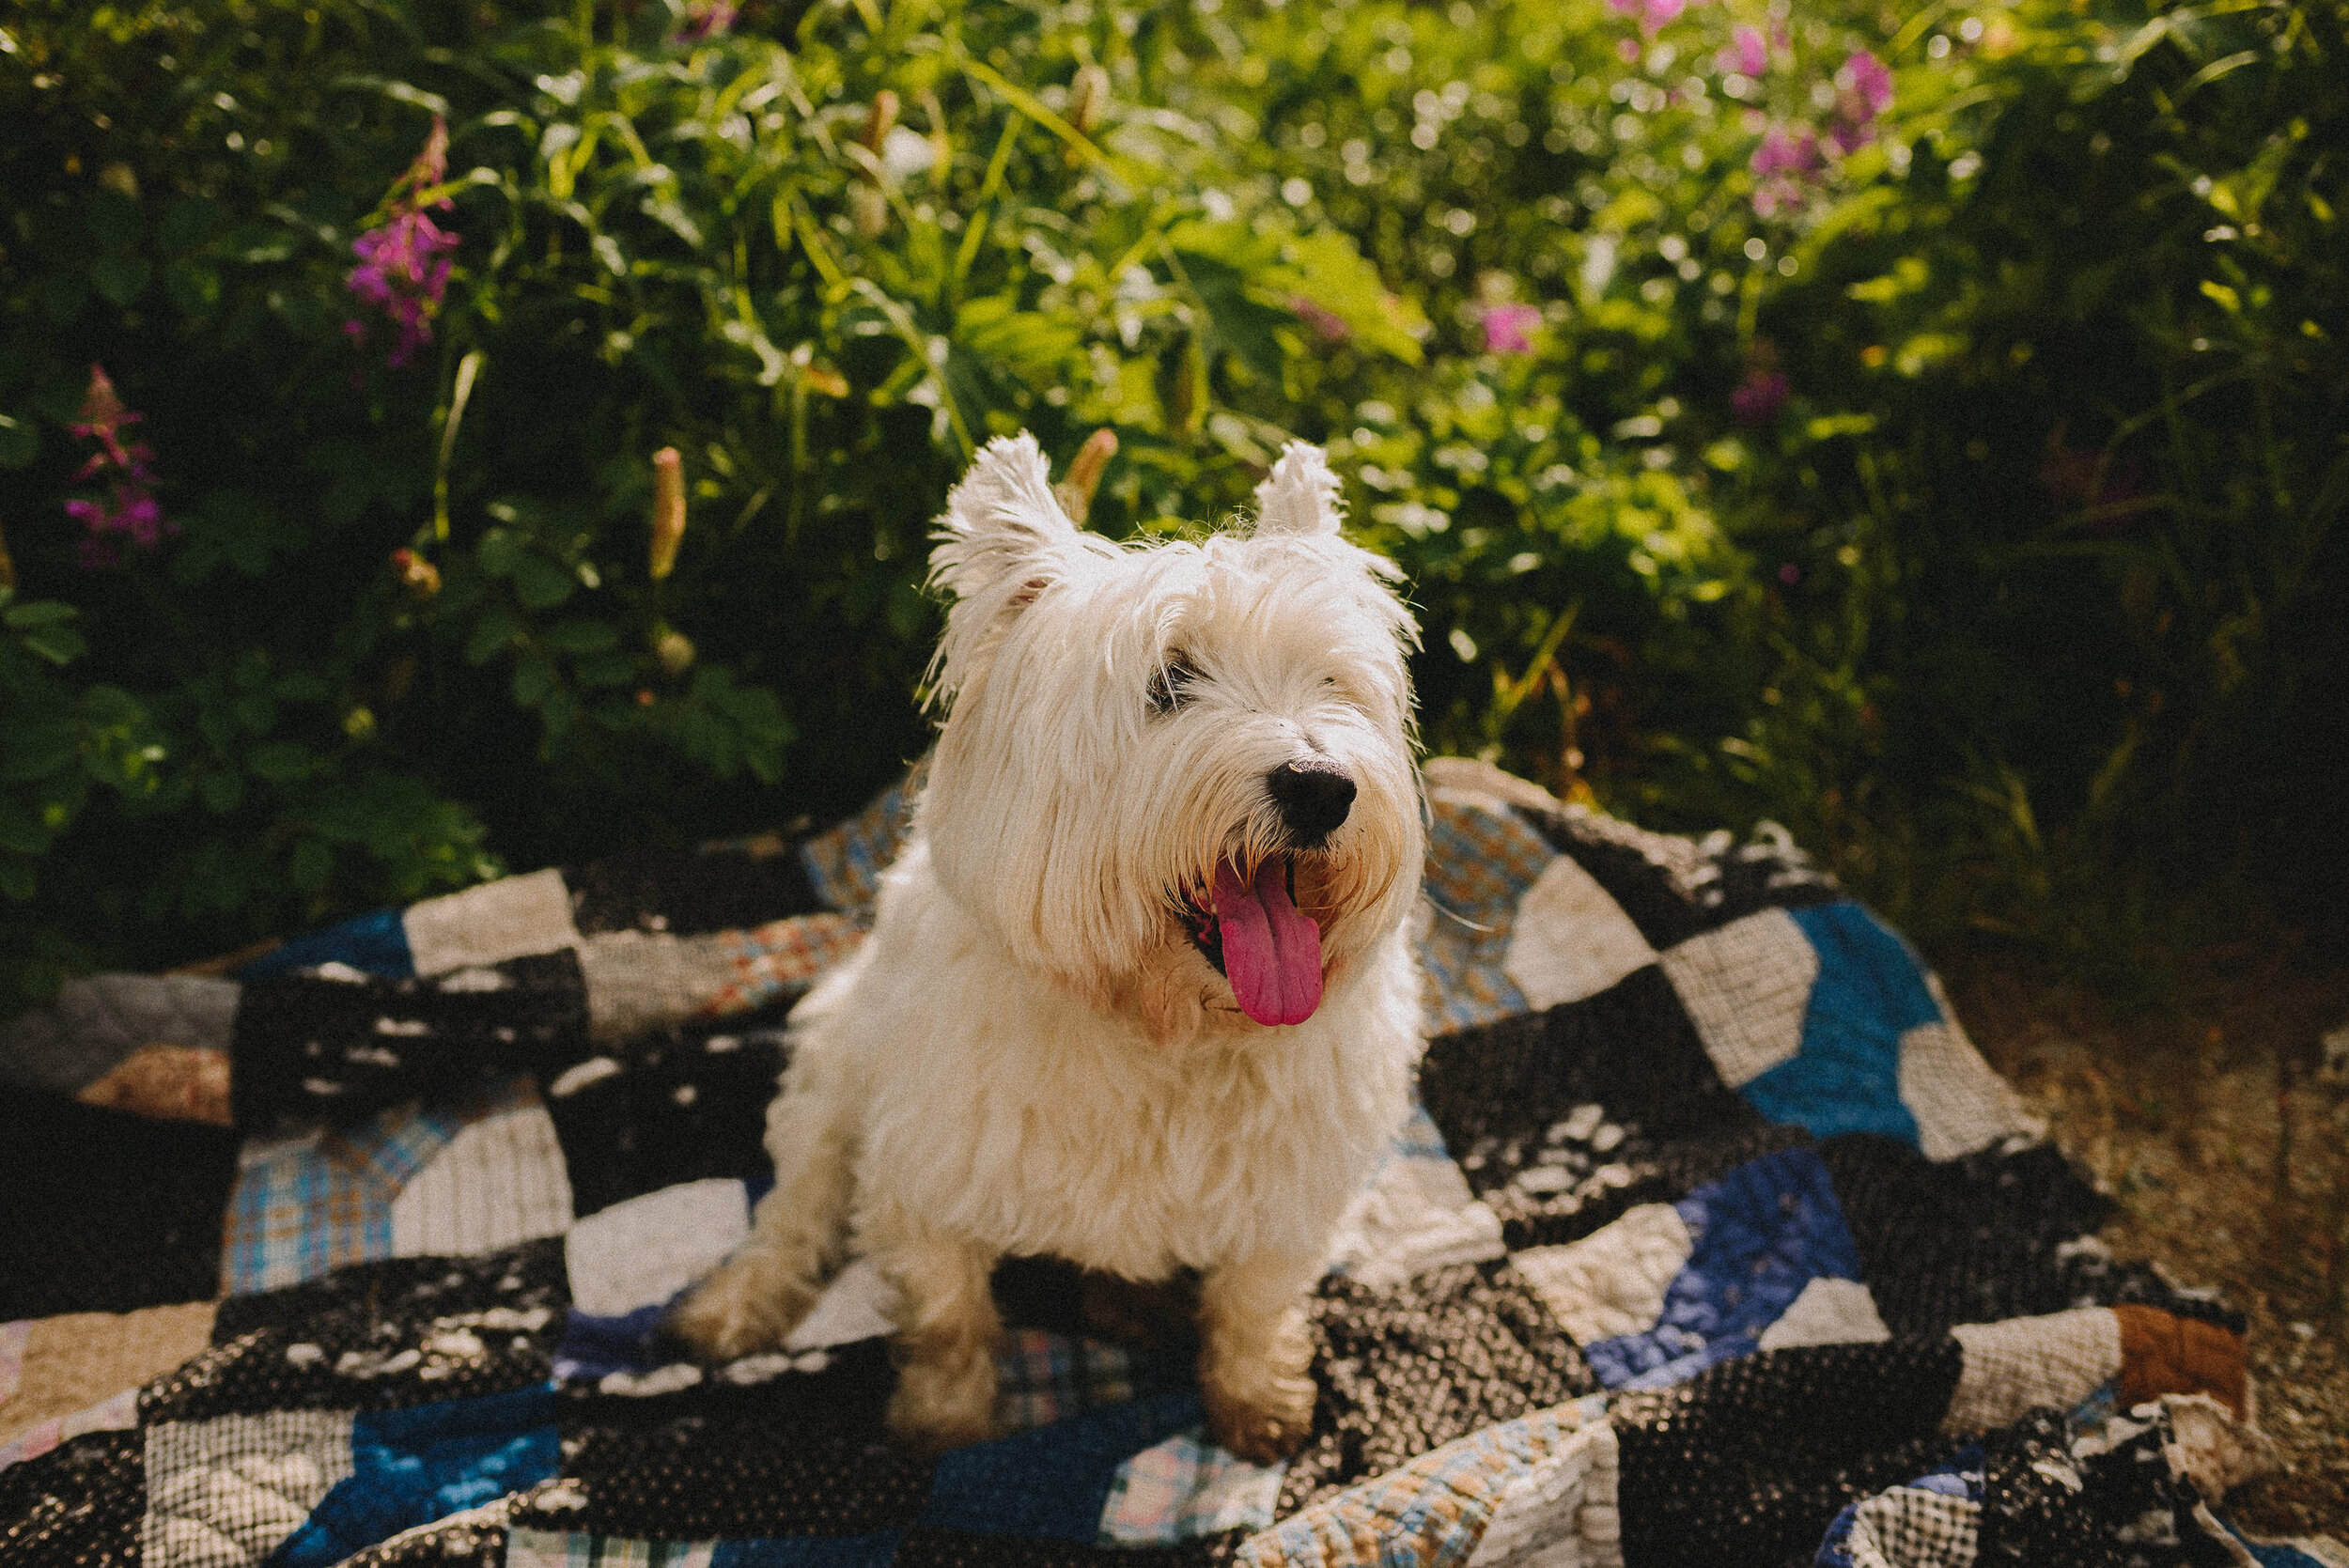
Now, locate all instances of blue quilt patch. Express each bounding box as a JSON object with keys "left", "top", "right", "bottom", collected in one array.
[
  {"left": 266, "top": 1384, "right": 559, "bottom": 1567},
  {"left": 1583, "top": 1146, "right": 1862, "bottom": 1389},
  {"left": 922, "top": 1389, "right": 1203, "bottom": 1542},
  {"left": 241, "top": 908, "right": 414, "bottom": 981},
  {"left": 1738, "top": 902, "right": 1941, "bottom": 1146}
]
